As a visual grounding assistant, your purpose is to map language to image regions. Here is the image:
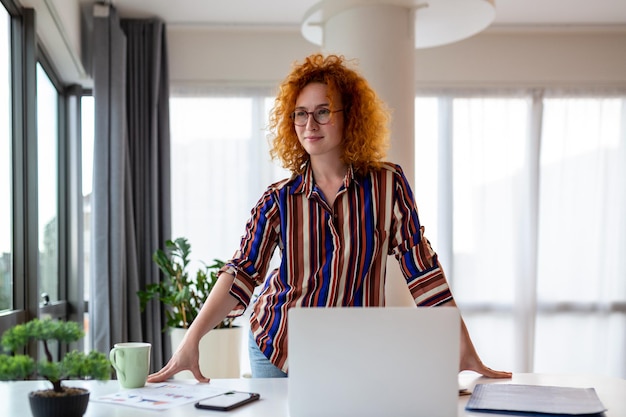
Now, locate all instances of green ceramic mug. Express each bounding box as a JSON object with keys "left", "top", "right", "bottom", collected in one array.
[{"left": 109, "top": 342, "right": 151, "bottom": 388}]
